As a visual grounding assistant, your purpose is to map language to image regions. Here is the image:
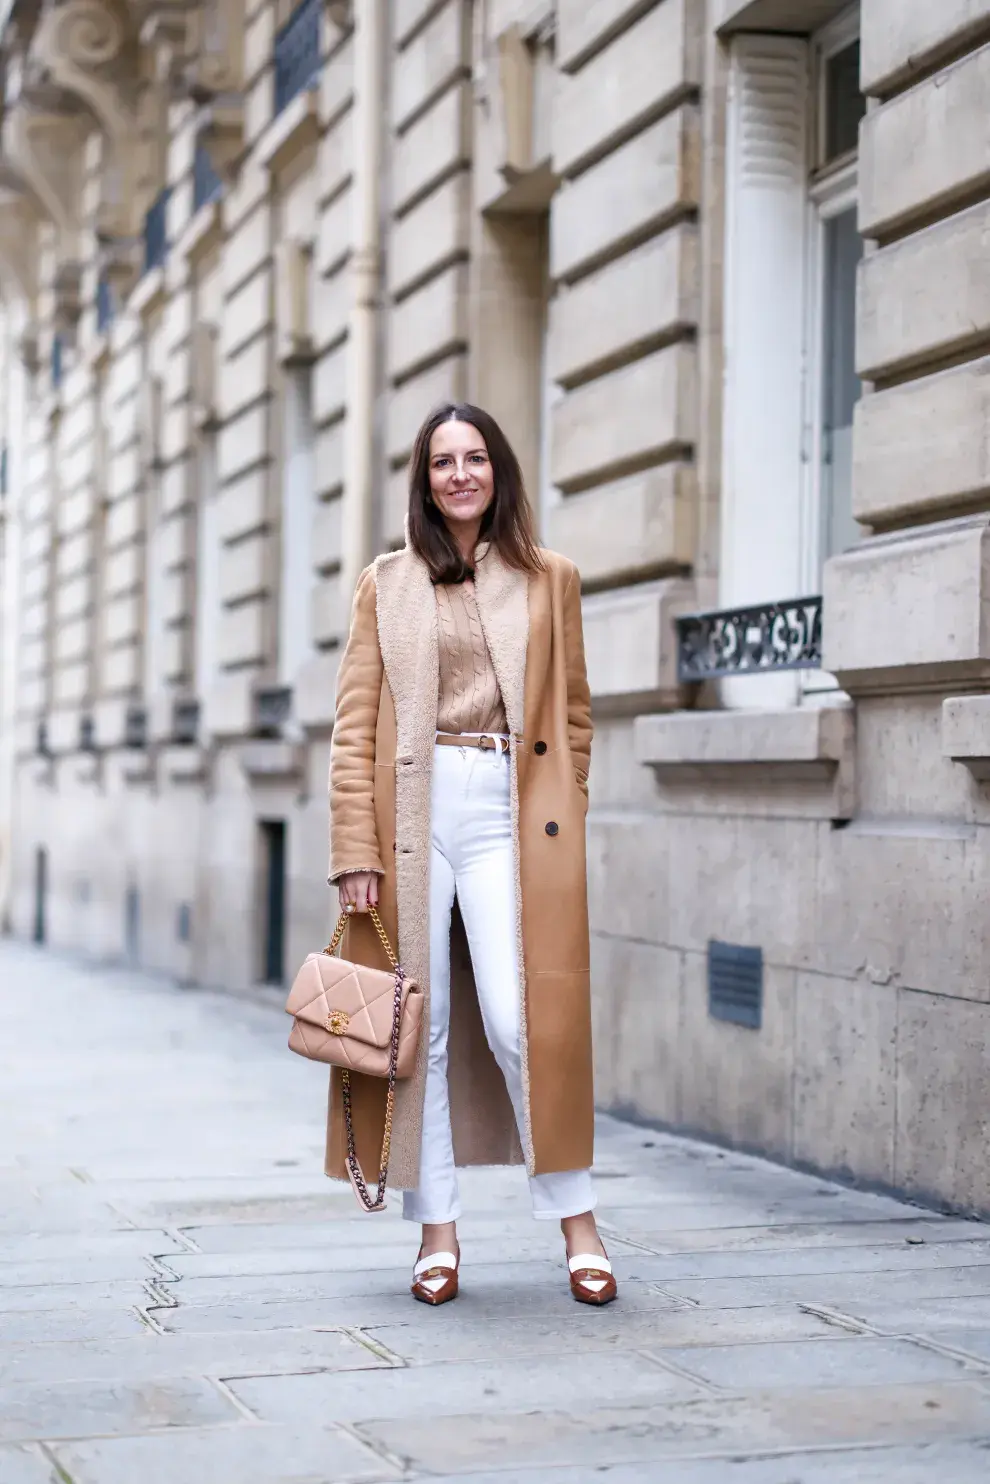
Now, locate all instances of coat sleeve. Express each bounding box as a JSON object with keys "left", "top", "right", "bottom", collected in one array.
[
  {"left": 562, "top": 563, "right": 593, "bottom": 795},
  {"left": 328, "top": 565, "right": 386, "bottom": 883}
]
